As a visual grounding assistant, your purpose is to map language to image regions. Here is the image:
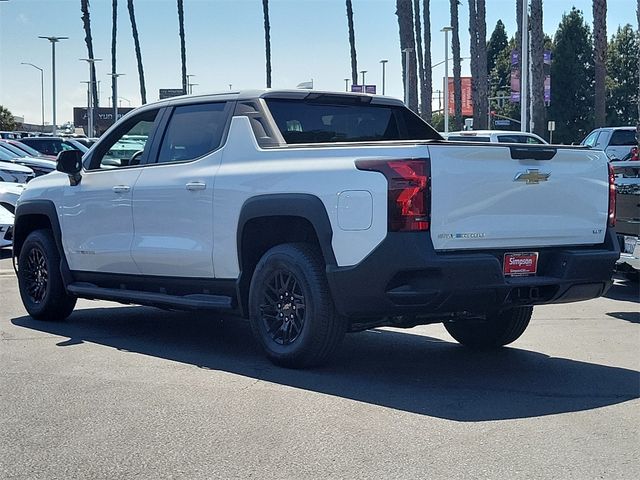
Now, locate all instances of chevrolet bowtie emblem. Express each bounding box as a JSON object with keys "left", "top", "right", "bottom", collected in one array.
[{"left": 514, "top": 169, "right": 551, "bottom": 184}]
